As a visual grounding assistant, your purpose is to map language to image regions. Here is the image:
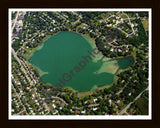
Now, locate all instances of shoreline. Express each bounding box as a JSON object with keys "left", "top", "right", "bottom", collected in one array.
[
  {"left": 26, "top": 35, "right": 50, "bottom": 61},
  {"left": 25, "top": 31, "right": 136, "bottom": 96},
  {"left": 26, "top": 32, "right": 62, "bottom": 77},
  {"left": 26, "top": 34, "right": 56, "bottom": 60}
]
